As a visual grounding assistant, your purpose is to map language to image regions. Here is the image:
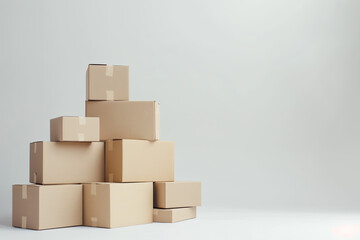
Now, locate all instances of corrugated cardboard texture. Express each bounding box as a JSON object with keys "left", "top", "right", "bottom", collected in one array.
[
  {"left": 105, "top": 140, "right": 174, "bottom": 182},
  {"left": 153, "top": 207, "right": 196, "bottom": 223},
  {"left": 12, "top": 184, "right": 82, "bottom": 230},
  {"left": 85, "top": 101, "right": 160, "bottom": 141},
  {"left": 84, "top": 182, "right": 153, "bottom": 228},
  {"left": 154, "top": 182, "right": 202, "bottom": 208},
  {"left": 29, "top": 141, "right": 104, "bottom": 184},
  {"left": 87, "top": 64, "right": 129, "bottom": 101},
  {"left": 50, "top": 116, "right": 99, "bottom": 142}
]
